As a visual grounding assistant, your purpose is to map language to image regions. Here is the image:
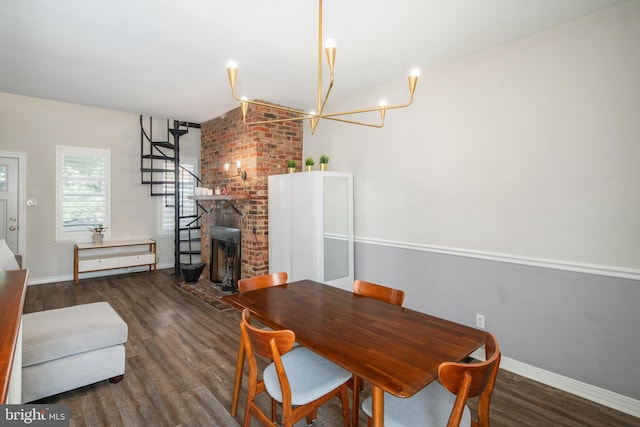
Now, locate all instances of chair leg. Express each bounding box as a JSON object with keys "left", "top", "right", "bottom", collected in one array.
[
  {"left": 231, "top": 338, "right": 246, "bottom": 416},
  {"left": 352, "top": 375, "right": 360, "bottom": 427},
  {"left": 242, "top": 400, "right": 252, "bottom": 427},
  {"left": 341, "top": 386, "right": 351, "bottom": 427}
]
